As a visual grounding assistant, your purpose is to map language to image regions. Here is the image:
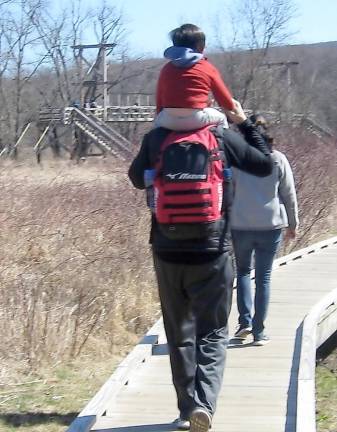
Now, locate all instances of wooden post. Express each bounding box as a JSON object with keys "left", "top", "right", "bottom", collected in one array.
[
  {"left": 79, "top": 48, "right": 84, "bottom": 106},
  {"left": 34, "top": 125, "right": 50, "bottom": 151},
  {"left": 286, "top": 64, "right": 293, "bottom": 113},
  {"left": 103, "top": 47, "right": 108, "bottom": 121},
  {"left": 71, "top": 42, "right": 116, "bottom": 113},
  {"left": 15, "top": 122, "right": 31, "bottom": 148}
]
